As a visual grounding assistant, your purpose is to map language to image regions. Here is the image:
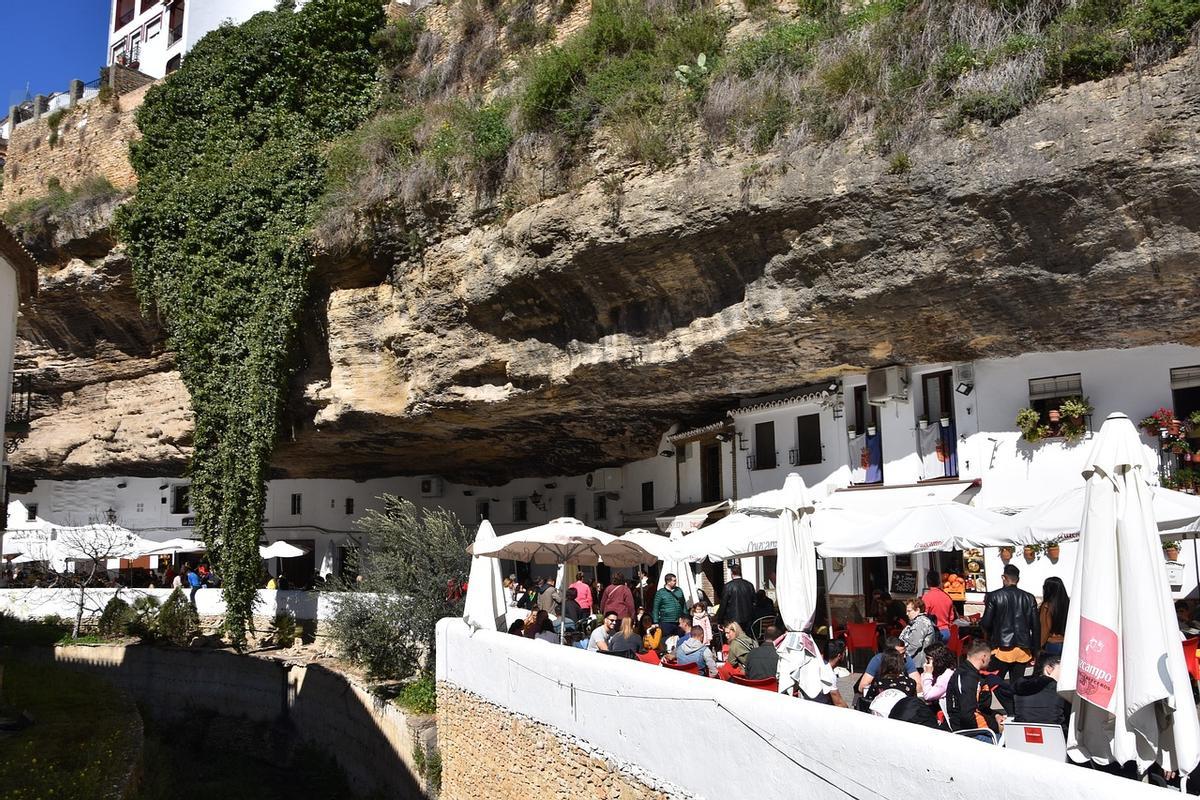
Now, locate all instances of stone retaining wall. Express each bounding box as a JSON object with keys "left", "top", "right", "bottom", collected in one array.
[
  {"left": 437, "top": 683, "right": 671, "bottom": 800},
  {"left": 40, "top": 644, "right": 430, "bottom": 799}
]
